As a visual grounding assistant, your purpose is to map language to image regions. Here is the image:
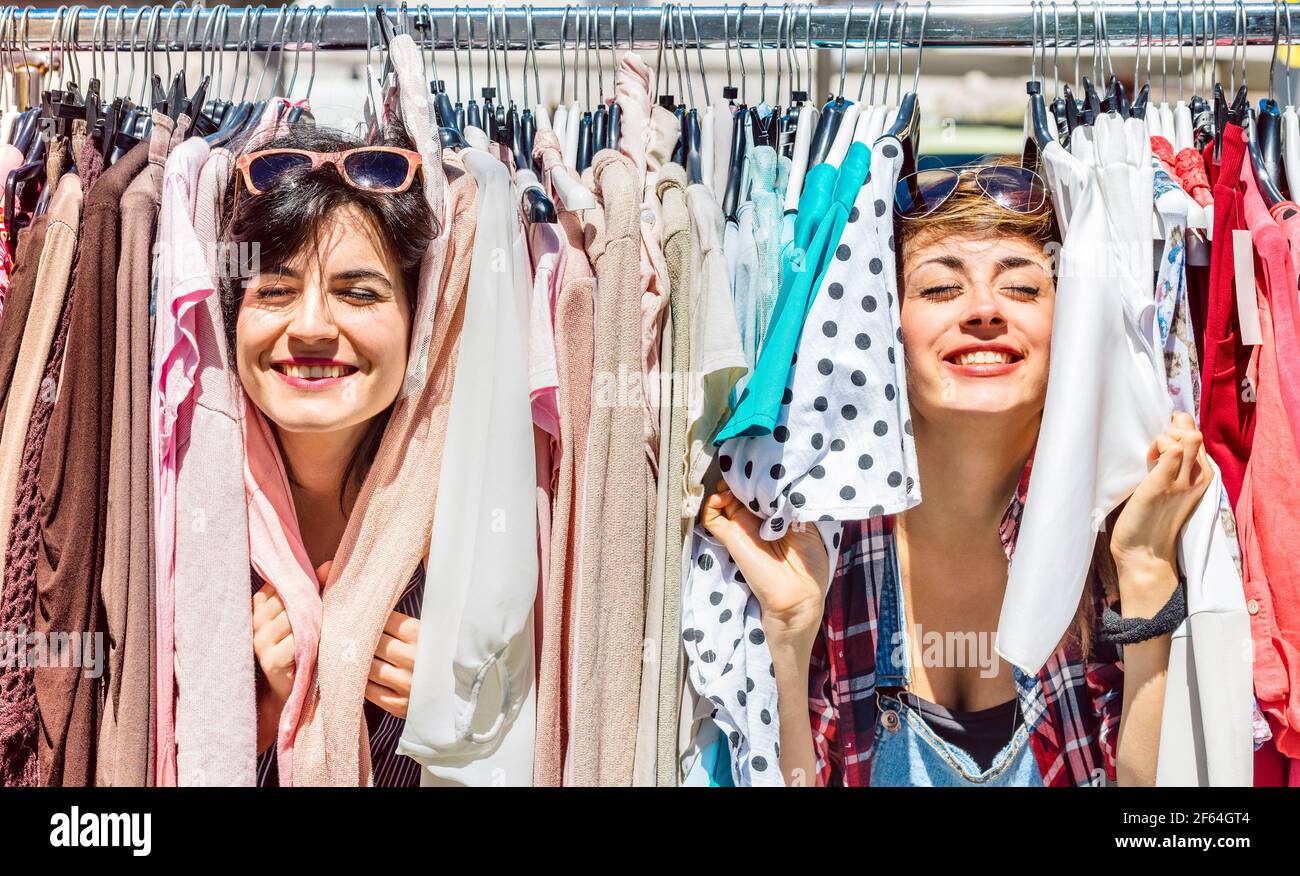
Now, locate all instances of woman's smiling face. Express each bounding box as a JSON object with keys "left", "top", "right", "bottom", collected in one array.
[
  {"left": 899, "top": 232, "right": 1056, "bottom": 426},
  {"left": 235, "top": 203, "right": 412, "bottom": 435}
]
